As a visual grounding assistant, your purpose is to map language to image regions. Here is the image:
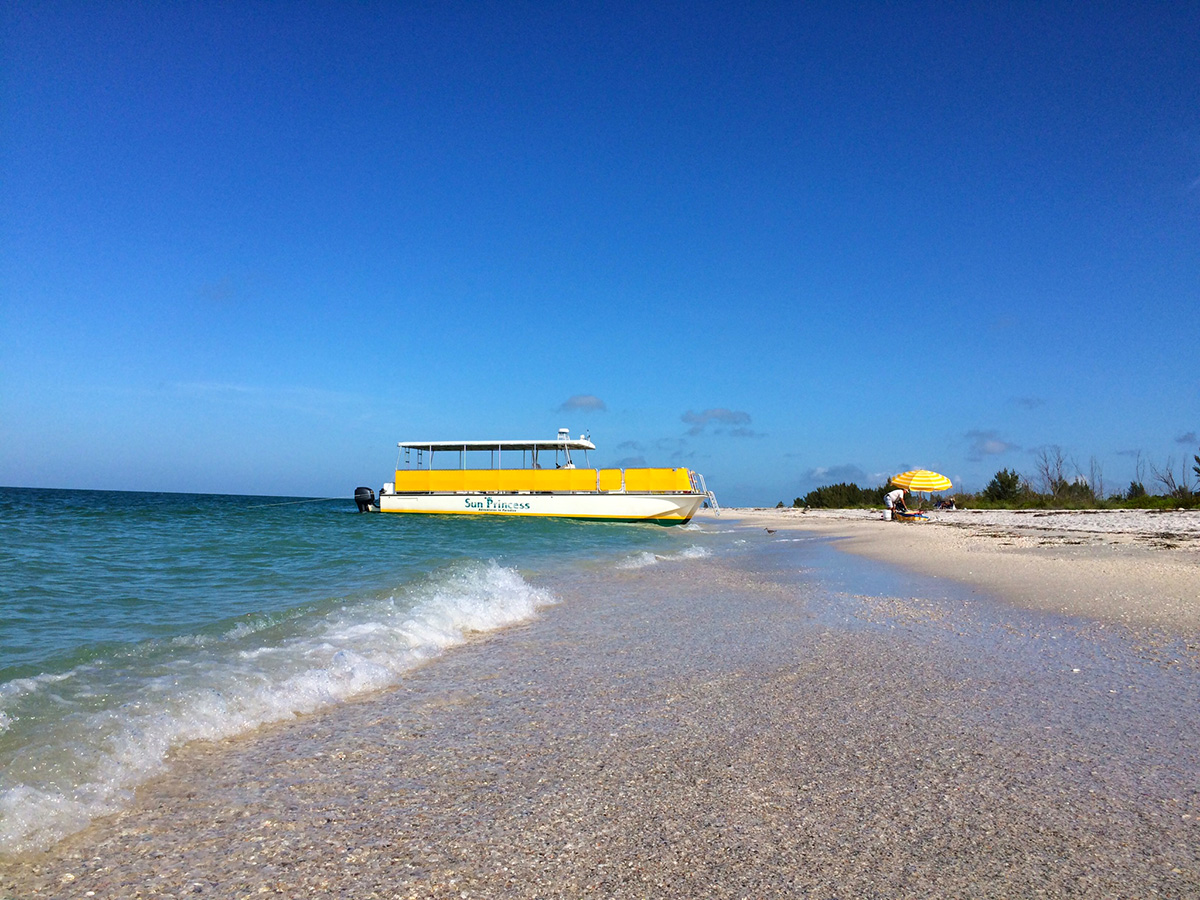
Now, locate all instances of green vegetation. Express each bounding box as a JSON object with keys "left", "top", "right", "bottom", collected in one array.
[
  {"left": 981, "top": 468, "right": 1022, "bottom": 503},
  {"left": 787, "top": 443, "right": 1200, "bottom": 510}
]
